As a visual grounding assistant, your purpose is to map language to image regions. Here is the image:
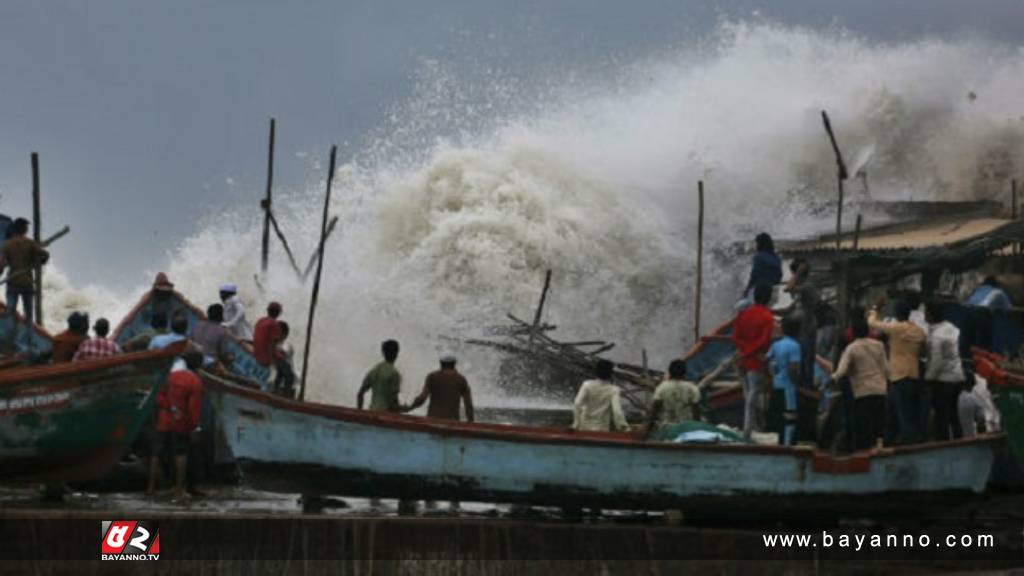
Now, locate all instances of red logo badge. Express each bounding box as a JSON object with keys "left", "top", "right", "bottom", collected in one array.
[{"left": 101, "top": 521, "right": 160, "bottom": 560}]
